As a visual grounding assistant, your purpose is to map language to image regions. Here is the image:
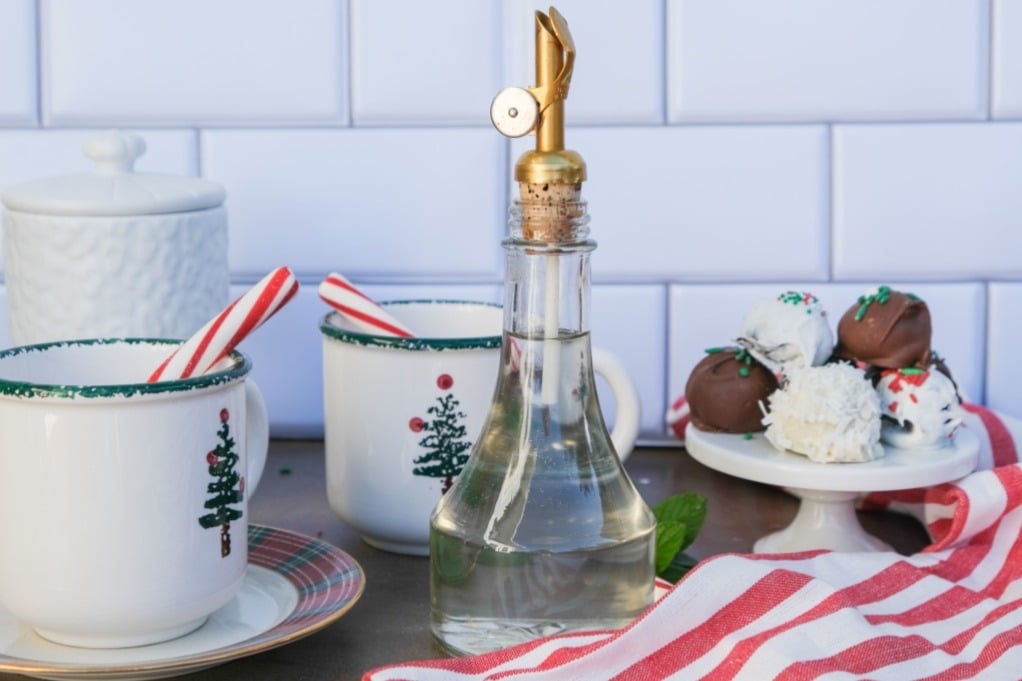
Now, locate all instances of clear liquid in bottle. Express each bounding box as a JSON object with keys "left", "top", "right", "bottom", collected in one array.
[{"left": 430, "top": 330, "right": 655, "bottom": 655}]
